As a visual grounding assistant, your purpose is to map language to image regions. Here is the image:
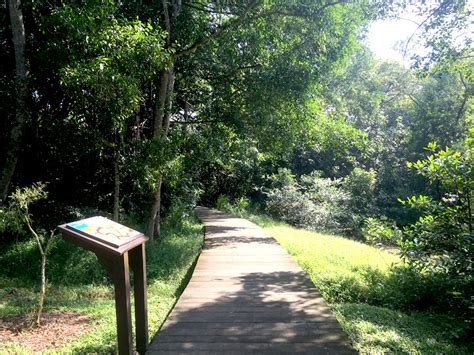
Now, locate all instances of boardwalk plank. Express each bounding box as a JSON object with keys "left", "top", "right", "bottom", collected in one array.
[{"left": 147, "top": 207, "right": 355, "bottom": 354}]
